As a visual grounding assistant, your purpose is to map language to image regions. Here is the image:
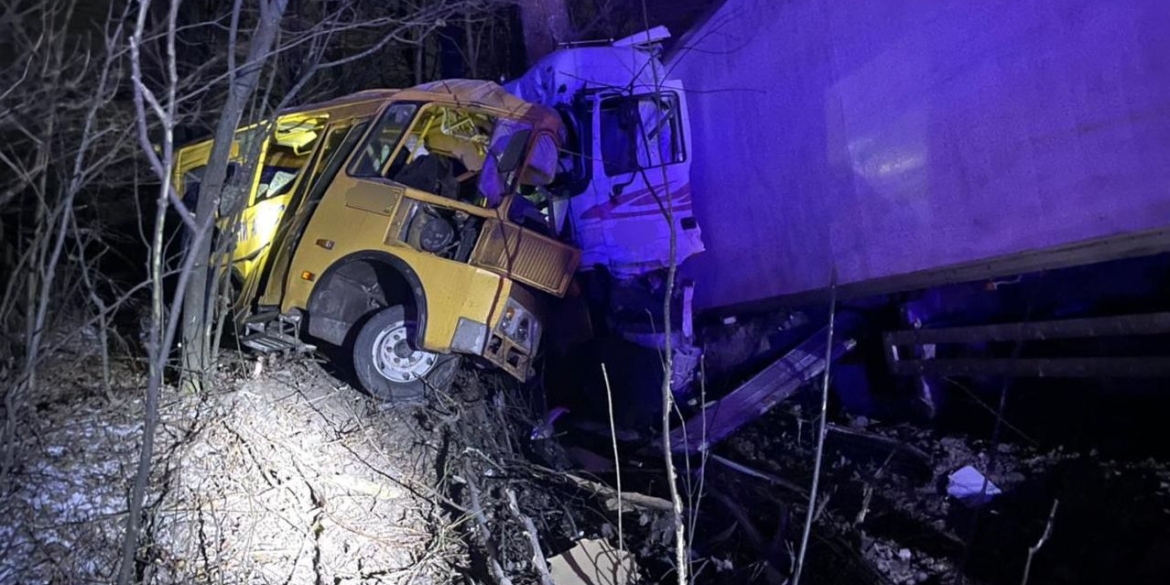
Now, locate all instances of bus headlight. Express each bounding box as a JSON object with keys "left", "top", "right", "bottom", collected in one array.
[{"left": 496, "top": 298, "right": 539, "bottom": 352}]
